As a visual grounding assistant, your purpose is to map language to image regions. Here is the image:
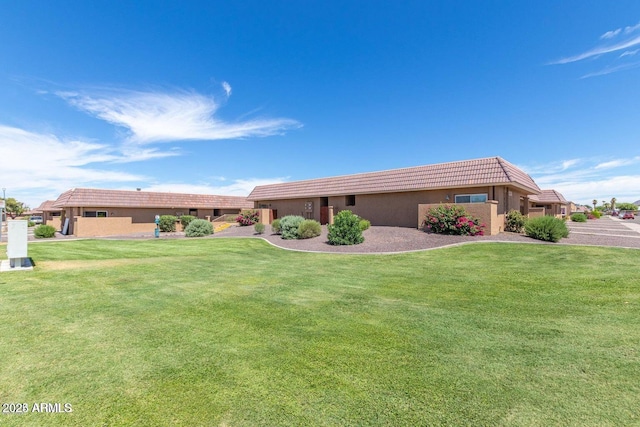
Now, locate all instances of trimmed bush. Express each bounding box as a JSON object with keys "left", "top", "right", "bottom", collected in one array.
[
  {"left": 328, "top": 210, "right": 364, "bottom": 245},
  {"left": 34, "top": 224, "right": 56, "bottom": 239},
  {"left": 184, "top": 219, "right": 213, "bottom": 237},
  {"left": 180, "top": 215, "right": 196, "bottom": 229},
  {"left": 524, "top": 216, "right": 569, "bottom": 243},
  {"left": 159, "top": 215, "right": 177, "bottom": 232},
  {"left": 279, "top": 215, "right": 305, "bottom": 240},
  {"left": 254, "top": 223, "right": 265, "bottom": 234},
  {"left": 505, "top": 209, "right": 526, "bottom": 233},
  {"left": 298, "top": 219, "right": 322, "bottom": 239},
  {"left": 590, "top": 210, "right": 602, "bottom": 219},
  {"left": 571, "top": 213, "right": 587, "bottom": 222},
  {"left": 271, "top": 219, "right": 281, "bottom": 234},
  {"left": 236, "top": 210, "right": 260, "bottom": 226},
  {"left": 358, "top": 218, "right": 371, "bottom": 231},
  {"left": 424, "top": 204, "right": 485, "bottom": 236}
]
